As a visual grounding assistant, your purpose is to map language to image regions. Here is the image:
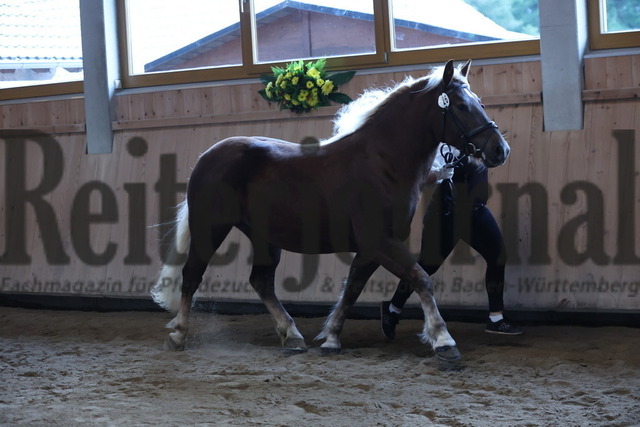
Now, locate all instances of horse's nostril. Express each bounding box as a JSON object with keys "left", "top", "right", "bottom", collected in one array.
[{"left": 494, "top": 143, "right": 510, "bottom": 163}]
